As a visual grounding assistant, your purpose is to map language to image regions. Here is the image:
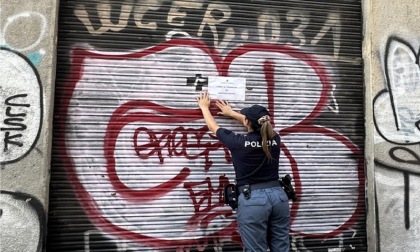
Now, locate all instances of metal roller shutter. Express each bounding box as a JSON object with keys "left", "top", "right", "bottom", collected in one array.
[{"left": 48, "top": 0, "right": 366, "bottom": 251}]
